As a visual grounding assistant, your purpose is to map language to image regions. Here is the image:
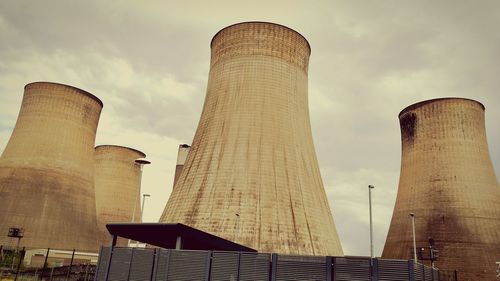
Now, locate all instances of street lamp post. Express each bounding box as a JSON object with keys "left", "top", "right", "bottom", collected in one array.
[
  {"left": 410, "top": 213, "right": 417, "bottom": 263},
  {"left": 368, "top": 185, "right": 375, "bottom": 262}
]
